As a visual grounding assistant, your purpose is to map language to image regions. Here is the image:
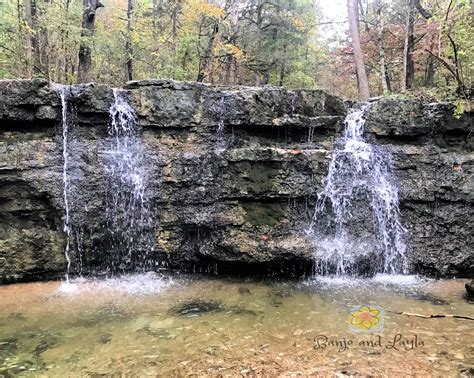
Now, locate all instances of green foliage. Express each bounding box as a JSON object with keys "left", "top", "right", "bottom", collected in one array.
[
  {"left": 0, "top": 0, "right": 24, "bottom": 78},
  {"left": 0, "top": 0, "right": 326, "bottom": 86},
  {"left": 0, "top": 0, "right": 471, "bottom": 107},
  {"left": 453, "top": 98, "right": 468, "bottom": 119}
]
